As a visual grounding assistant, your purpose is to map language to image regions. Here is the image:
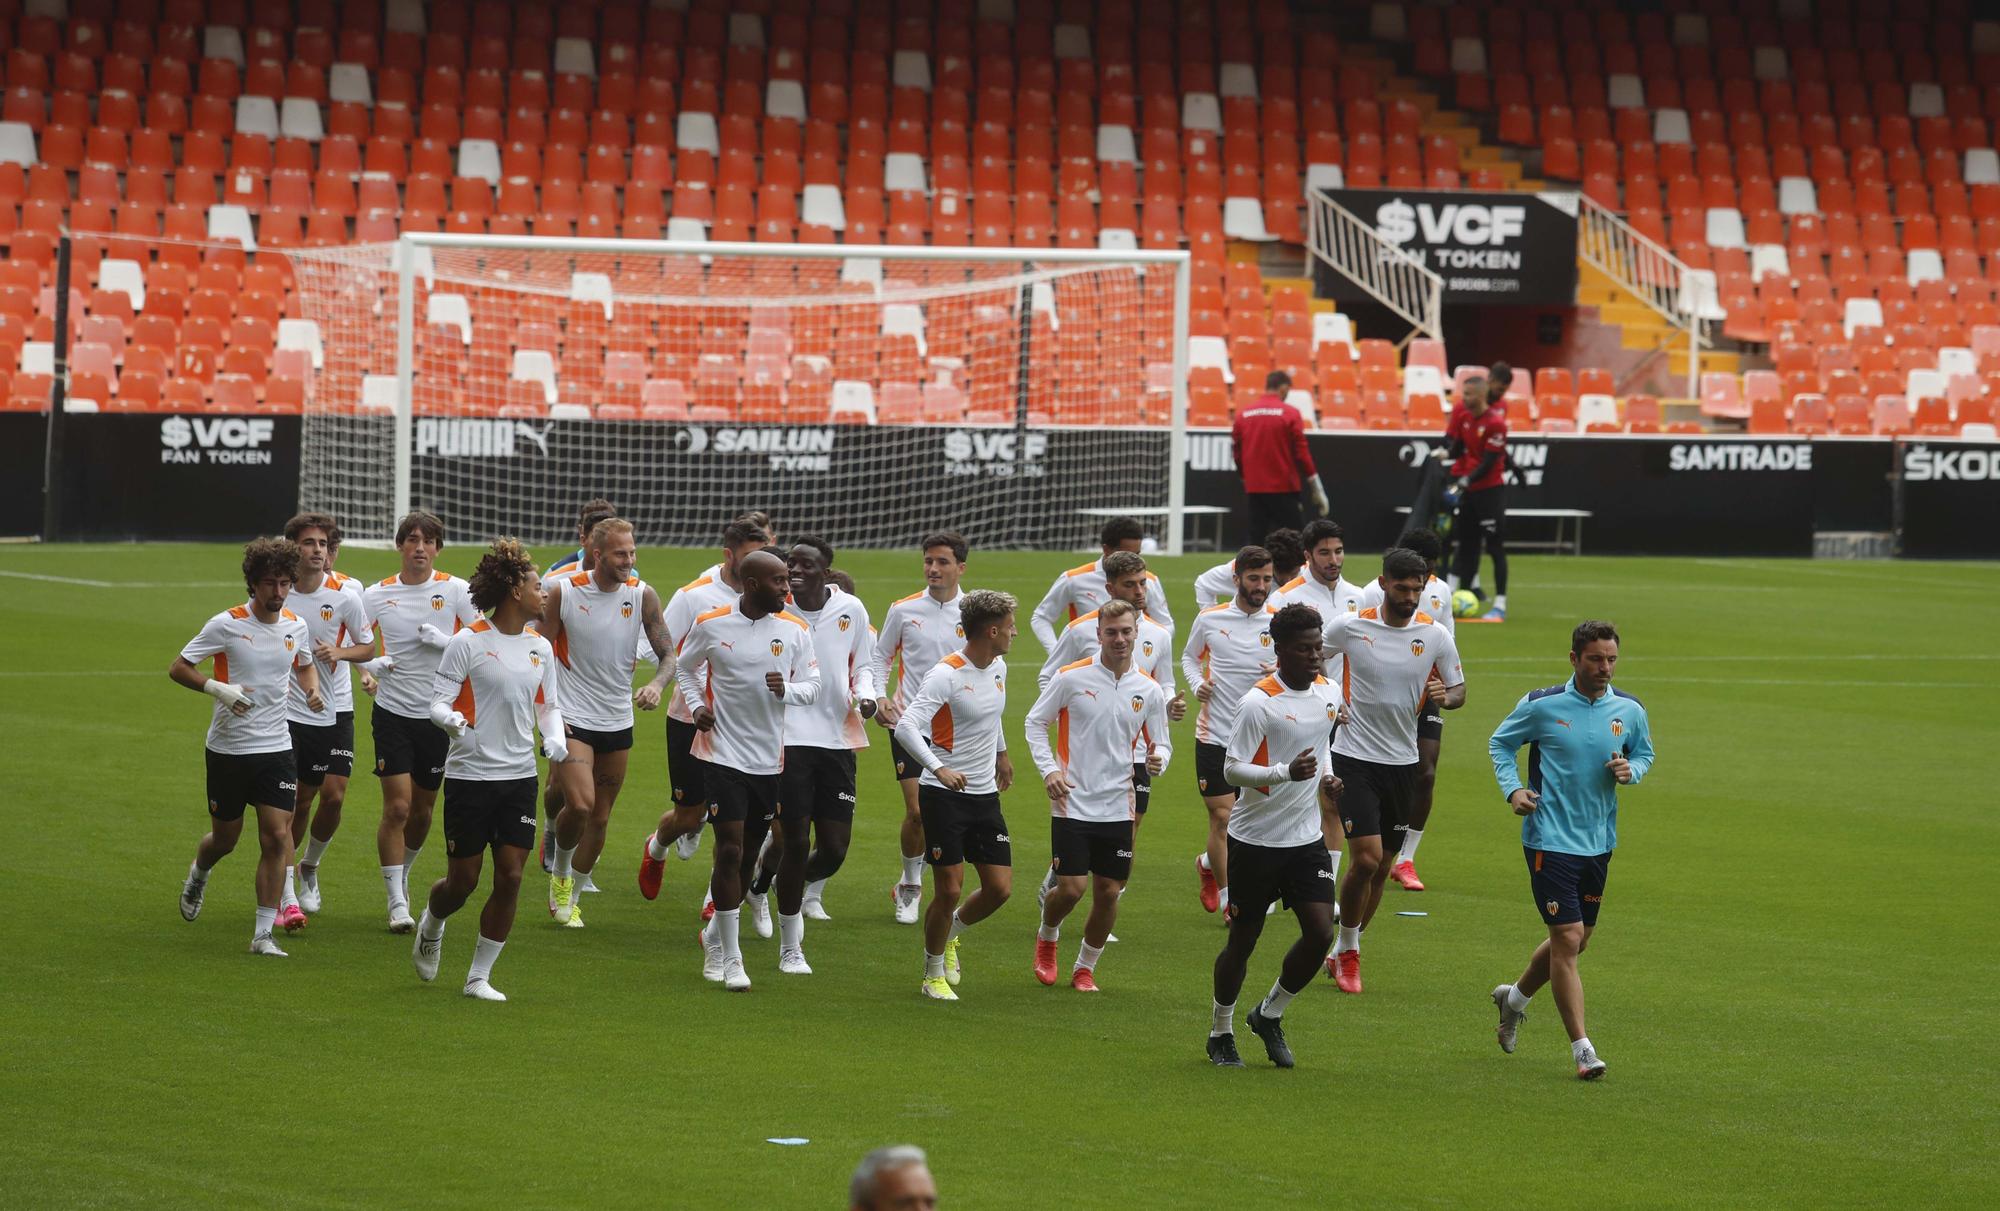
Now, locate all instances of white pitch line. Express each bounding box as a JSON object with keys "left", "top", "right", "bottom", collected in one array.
[
  {"left": 0, "top": 570, "right": 234, "bottom": 588},
  {"left": 1470, "top": 653, "right": 2000, "bottom": 664},
  {"left": 1637, "top": 676, "right": 1986, "bottom": 689}
]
